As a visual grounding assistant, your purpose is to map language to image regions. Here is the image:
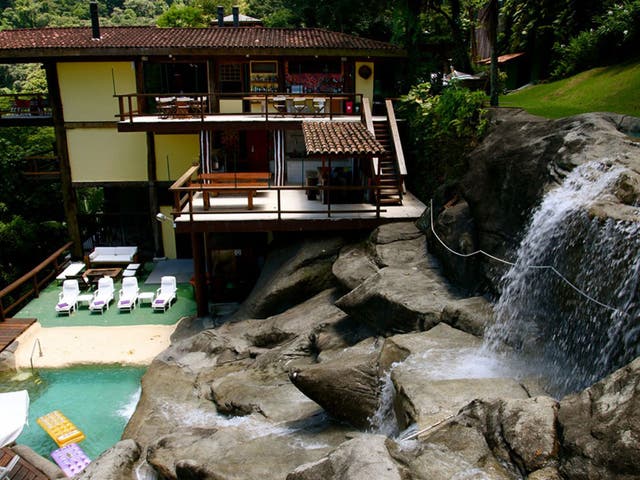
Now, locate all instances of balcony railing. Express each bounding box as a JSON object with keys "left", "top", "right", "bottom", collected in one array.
[
  {"left": 0, "top": 93, "right": 52, "bottom": 118},
  {"left": 115, "top": 92, "right": 363, "bottom": 123},
  {"left": 169, "top": 165, "right": 385, "bottom": 223}
]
